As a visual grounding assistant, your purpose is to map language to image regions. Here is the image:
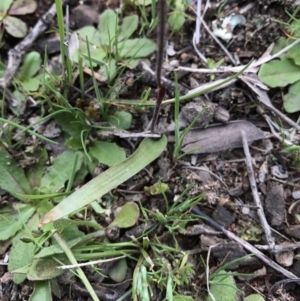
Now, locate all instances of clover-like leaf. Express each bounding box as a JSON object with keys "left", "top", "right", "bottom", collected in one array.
[
  {"left": 0, "top": 0, "right": 13, "bottom": 18},
  {"left": 3, "top": 15, "right": 27, "bottom": 37},
  {"left": 8, "top": 0, "right": 37, "bottom": 15},
  {"left": 118, "top": 38, "right": 156, "bottom": 58}
]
